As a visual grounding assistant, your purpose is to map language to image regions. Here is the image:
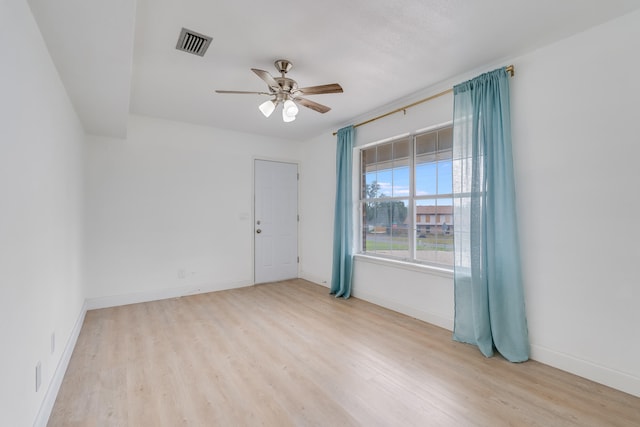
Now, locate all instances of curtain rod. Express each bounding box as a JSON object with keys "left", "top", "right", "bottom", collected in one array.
[{"left": 333, "top": 65, "right": 514, "bottom": 136}]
